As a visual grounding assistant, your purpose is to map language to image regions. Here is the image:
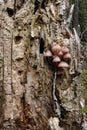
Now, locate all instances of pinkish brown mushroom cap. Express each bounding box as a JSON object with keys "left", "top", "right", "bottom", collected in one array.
[
  {"left": 61, "top": 46, "right": 69, "bottom": 54},
  {"left": 58, "top": 51, "right": 63, "bottom": 56},
  {"left": 44, "top": 50, "right": 52, "bottom": 57},
  {"left": 53, "top": 56, "right": 61, "bottom": 62},
  {"left": 52, "top": 44, "right": 61, "bottom": 54},
  {"left": 63, "top": 53, "right": 71, "bottom": 59},
  {"left": 58, "top": 61, "right": 69, "bottom": 68}
]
